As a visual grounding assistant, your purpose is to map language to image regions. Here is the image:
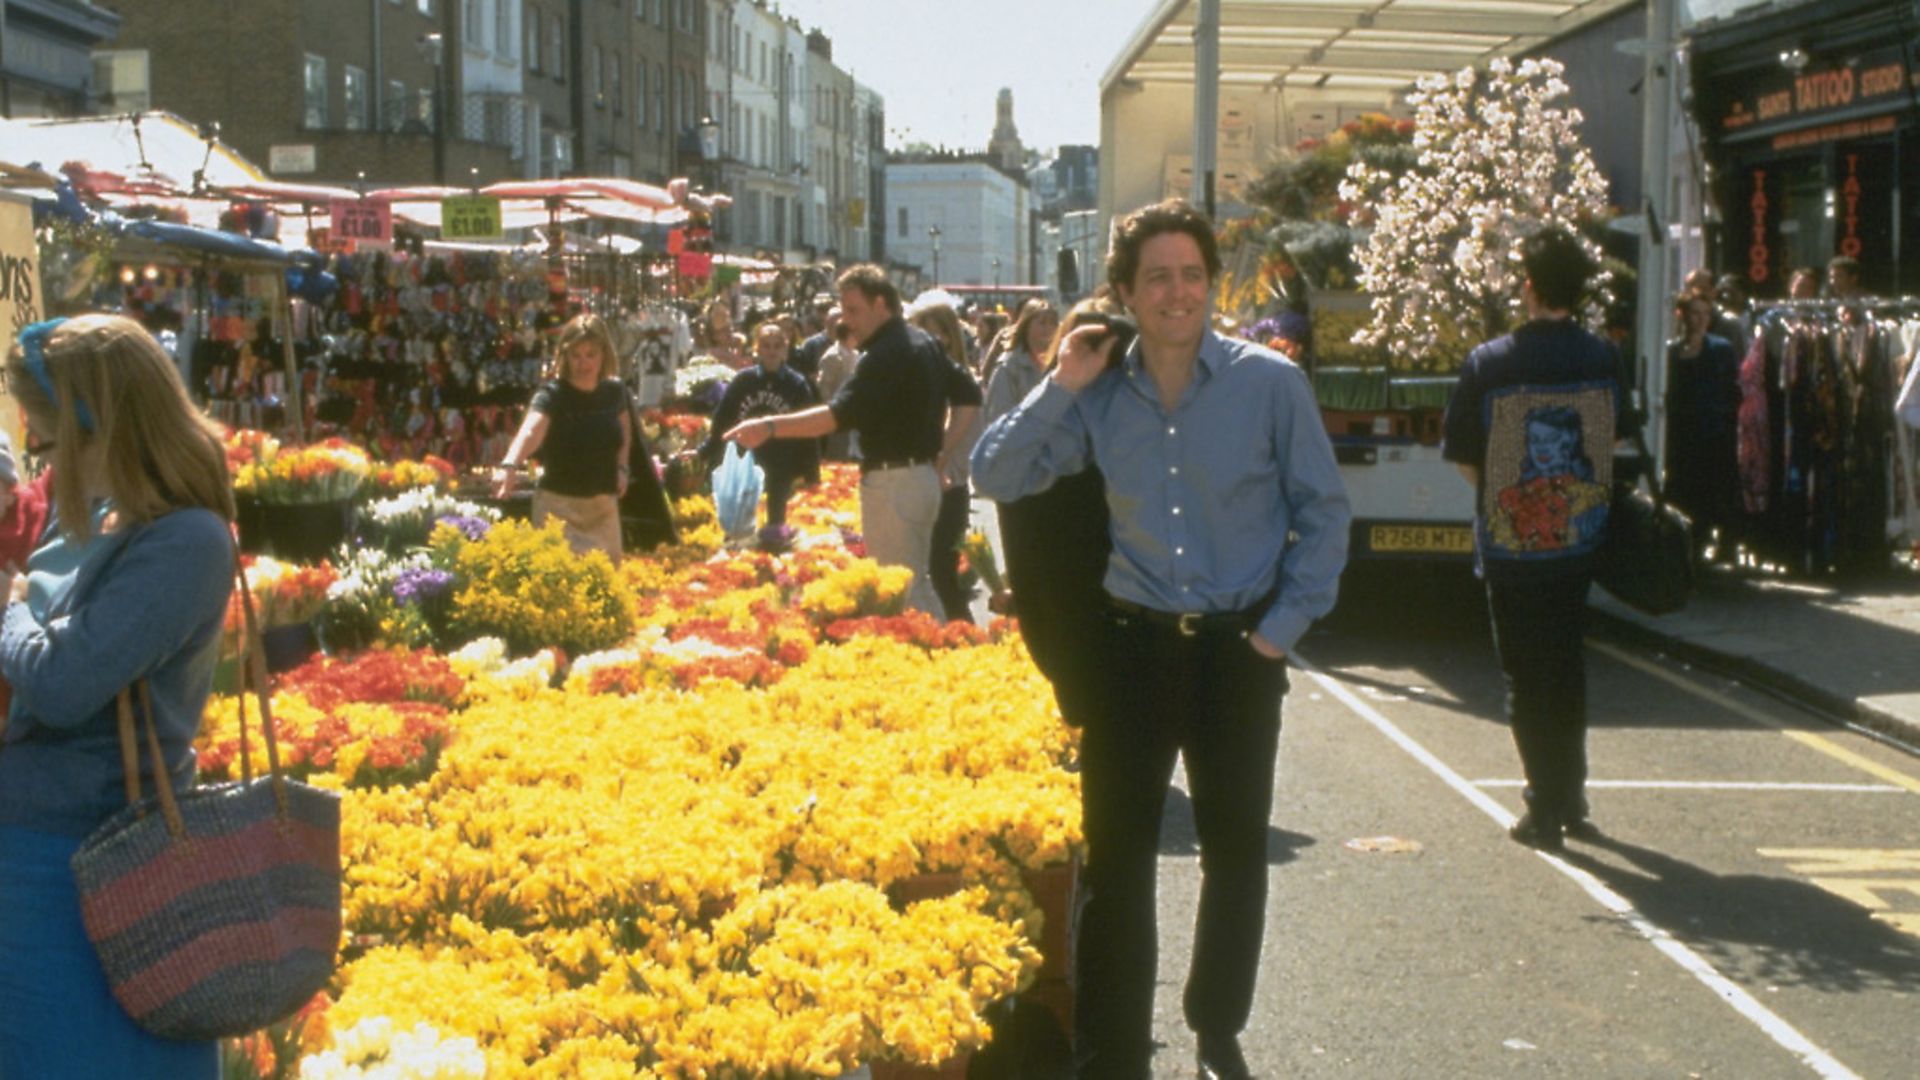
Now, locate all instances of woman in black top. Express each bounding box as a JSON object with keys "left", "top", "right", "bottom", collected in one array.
[
  {"left": 1666, "top": 291, "right": 1741, "bottom": 559},
  {"left": 495, "top": 314, "right": 632, "bottom": 560}
]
